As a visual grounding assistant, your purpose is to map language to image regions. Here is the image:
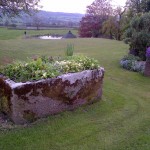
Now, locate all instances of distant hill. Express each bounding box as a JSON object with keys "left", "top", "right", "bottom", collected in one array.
[
  {"left": 37, "top": 11, "right": 84, "bottom": 22},
  {"left": 0, "top": 10, "right": 84, "bottom": 28}
]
